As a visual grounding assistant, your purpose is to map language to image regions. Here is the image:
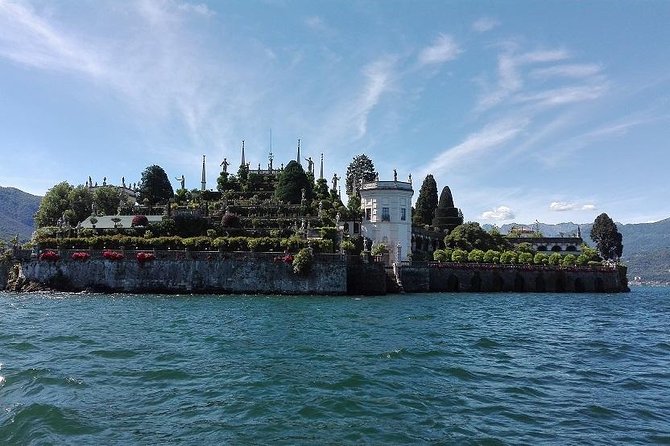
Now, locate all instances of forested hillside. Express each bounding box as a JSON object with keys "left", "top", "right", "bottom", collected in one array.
[{"left": 0, "top": 187, "right": 41, "bottom": 242}]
